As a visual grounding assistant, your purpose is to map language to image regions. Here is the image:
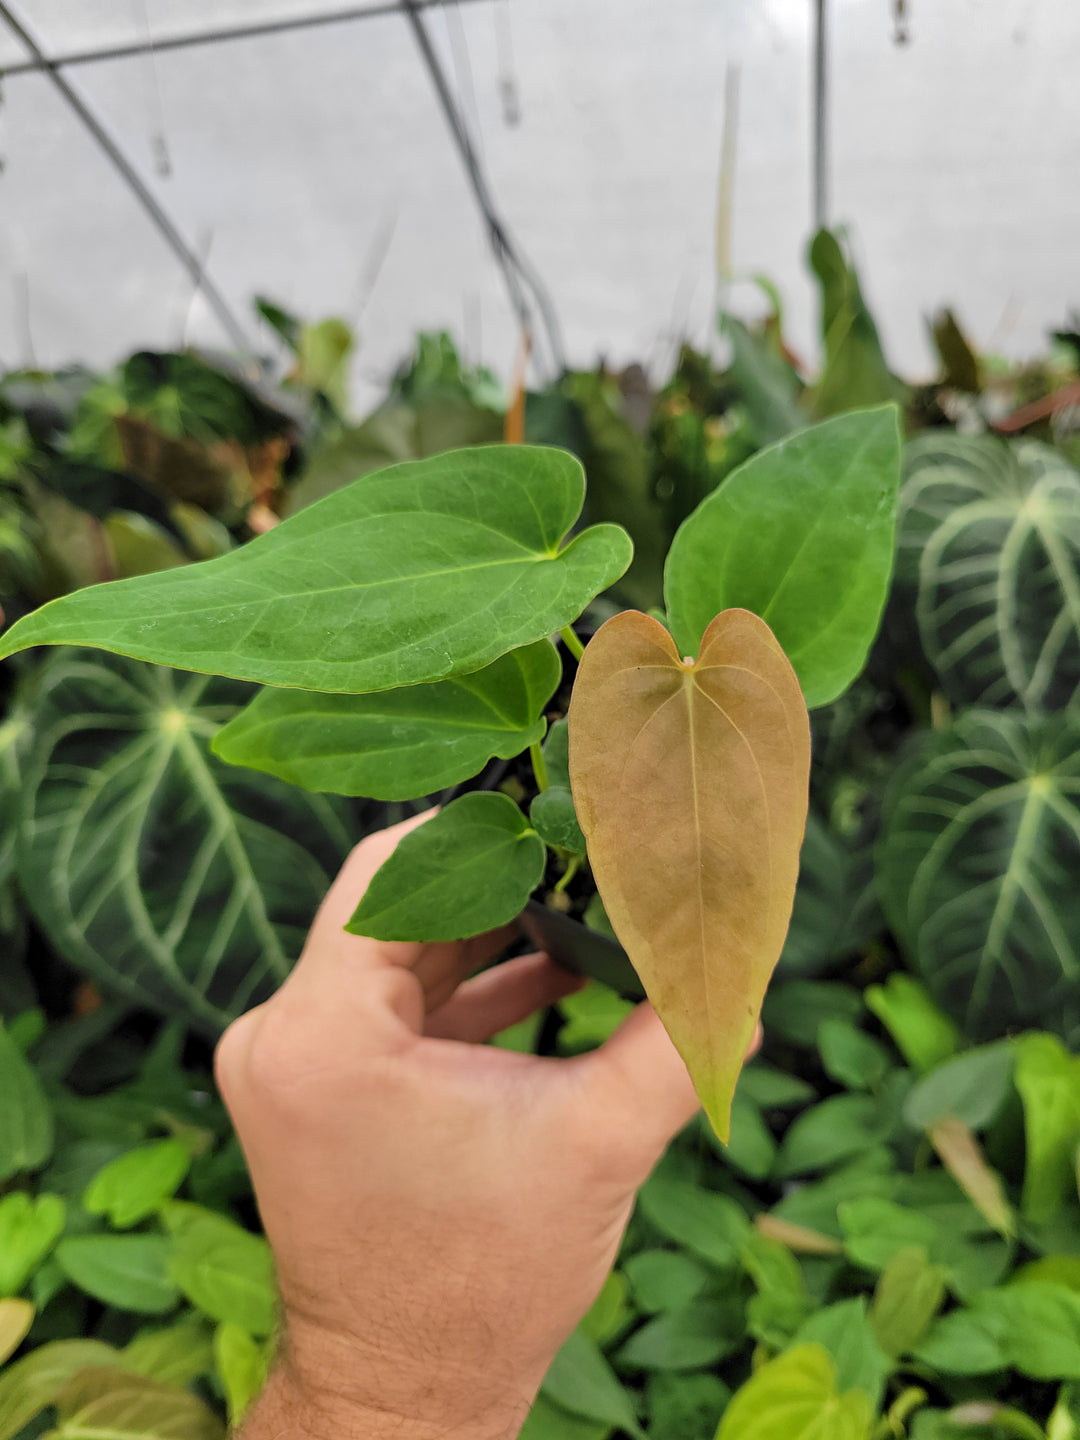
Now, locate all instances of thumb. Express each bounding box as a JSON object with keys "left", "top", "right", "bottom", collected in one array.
[{"left": 573, "top": 1003, "right": 701, "bottom": 1172}]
